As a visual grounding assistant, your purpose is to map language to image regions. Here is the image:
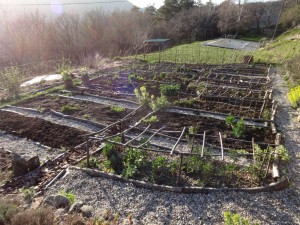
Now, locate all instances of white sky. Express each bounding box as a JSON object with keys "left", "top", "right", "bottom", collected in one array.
[
  {"left": 128, "top": 0, "right": 164, "bottom": 8},
  {"left": 128, "top": 0, "right": 226, "bottom": 8}
]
